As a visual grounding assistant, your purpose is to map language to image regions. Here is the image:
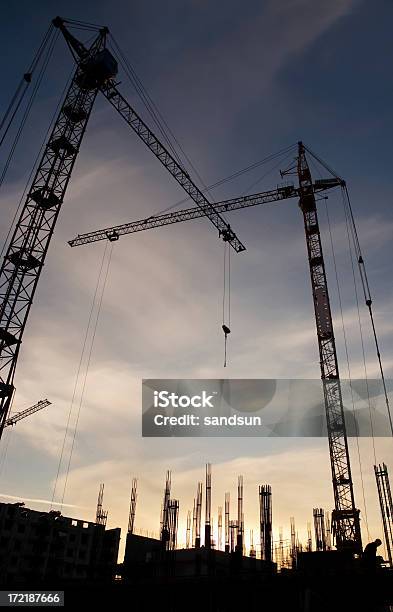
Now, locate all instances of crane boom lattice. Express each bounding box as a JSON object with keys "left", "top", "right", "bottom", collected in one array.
[{"left": 297, "top": 142, "right": 361, "bottom": 553}]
